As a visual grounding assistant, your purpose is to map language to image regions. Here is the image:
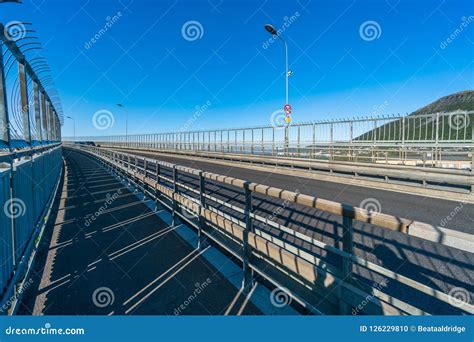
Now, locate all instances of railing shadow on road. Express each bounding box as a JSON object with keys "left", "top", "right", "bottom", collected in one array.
[{"left": 155, "top": 166, "right": 473, "bottom": 315}]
